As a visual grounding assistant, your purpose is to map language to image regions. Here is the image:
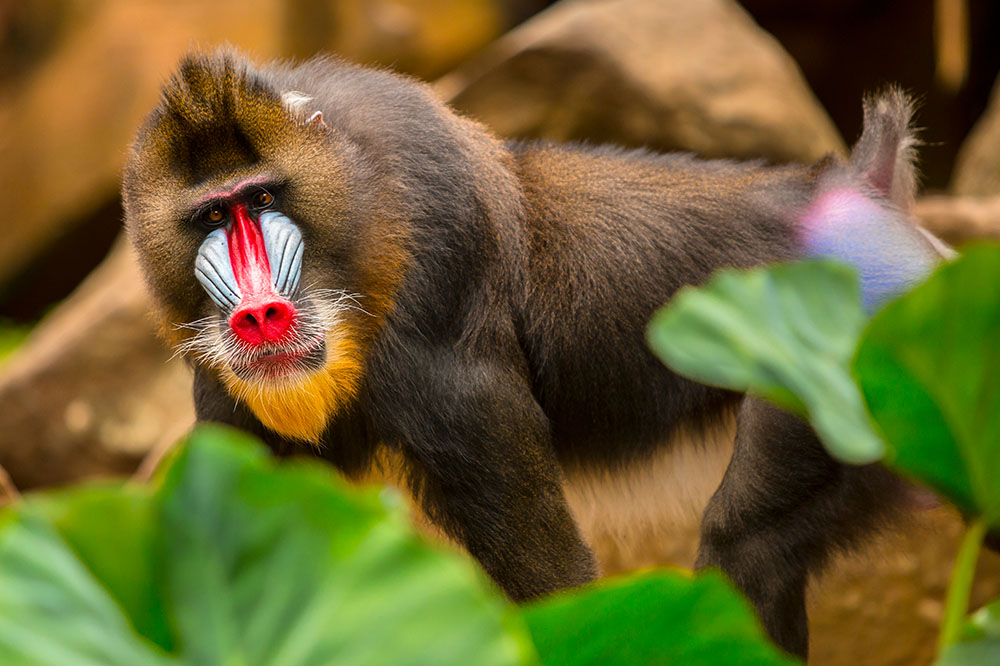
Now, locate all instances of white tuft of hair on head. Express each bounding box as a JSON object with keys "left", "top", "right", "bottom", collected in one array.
[{"left": 281, "top": 90, "right": 314, "bottom": 112}]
